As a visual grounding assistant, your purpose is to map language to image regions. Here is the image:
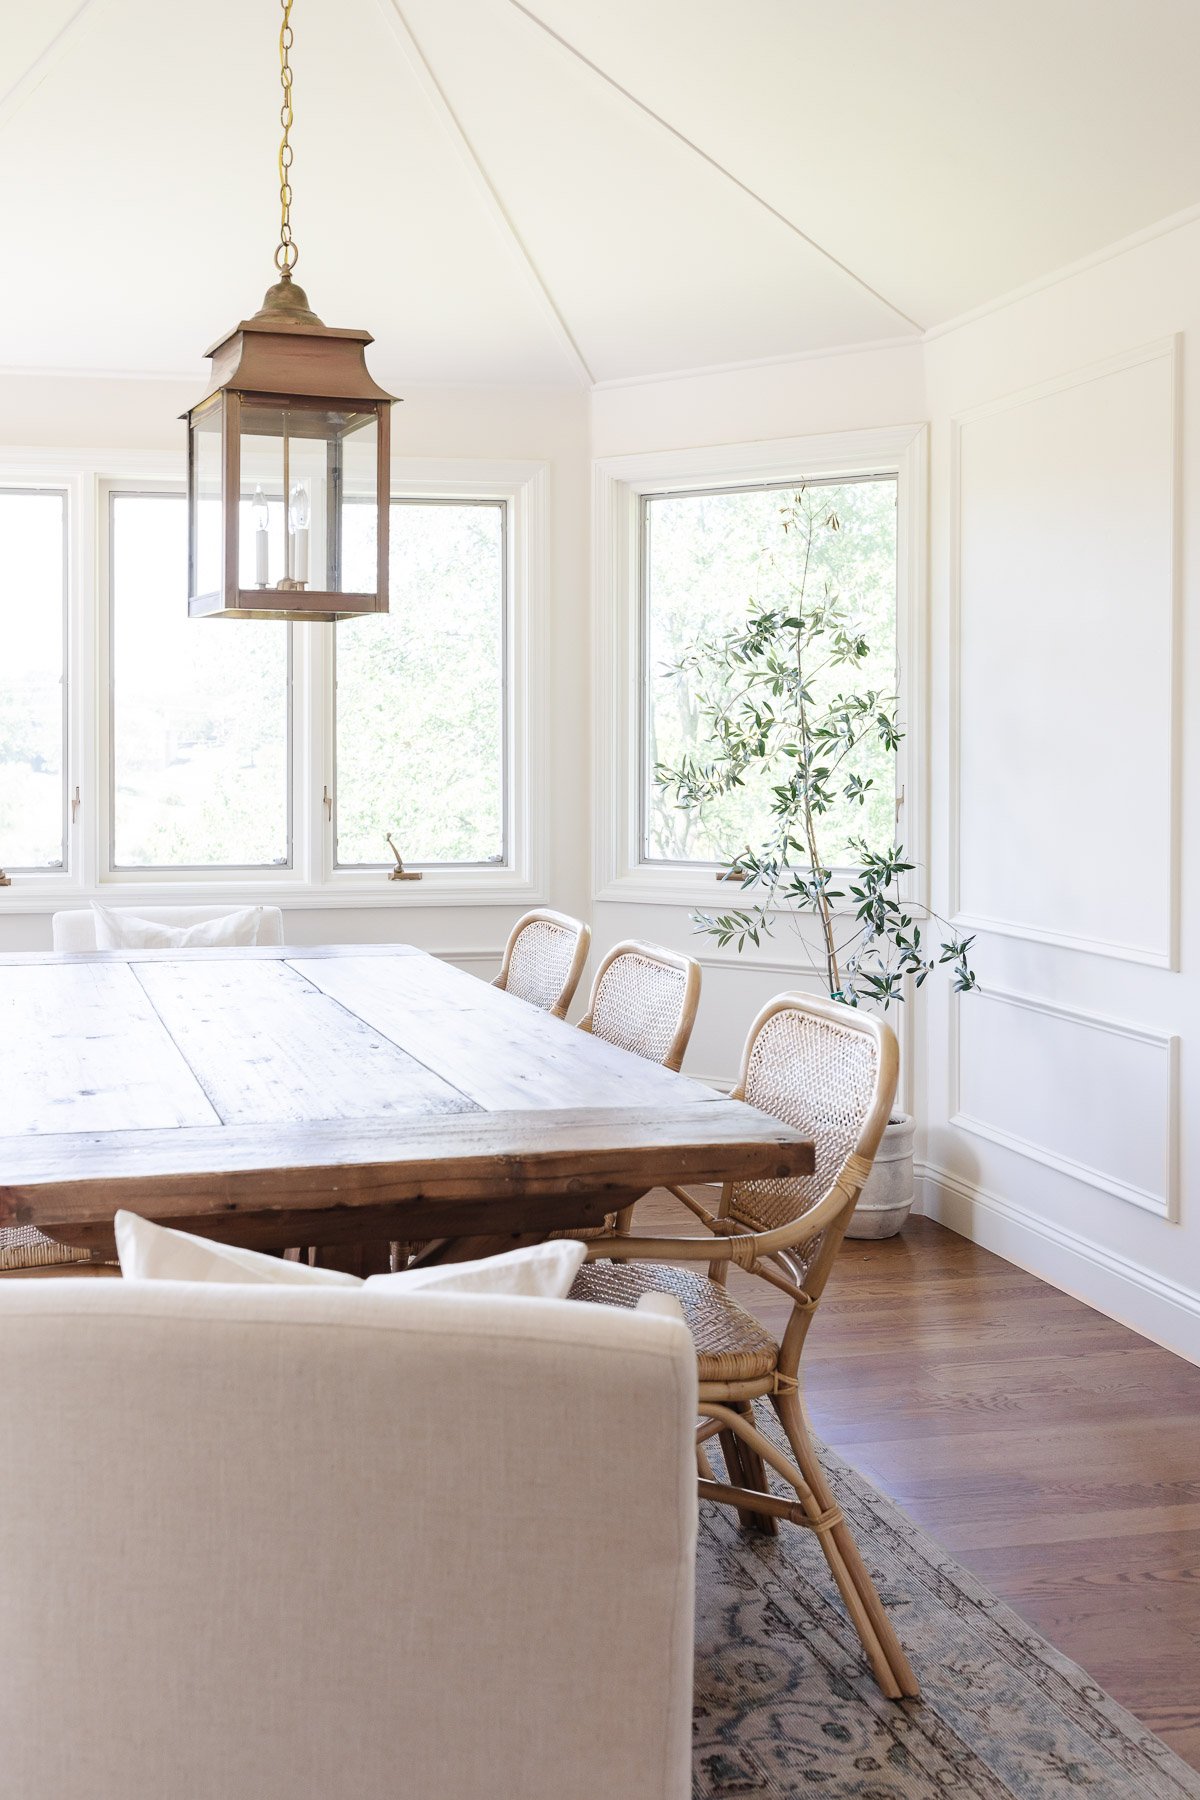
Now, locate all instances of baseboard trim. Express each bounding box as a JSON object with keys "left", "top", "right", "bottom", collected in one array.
[{"left": 919, "top": 1160, "right": 1200, "bottom": 1366}]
